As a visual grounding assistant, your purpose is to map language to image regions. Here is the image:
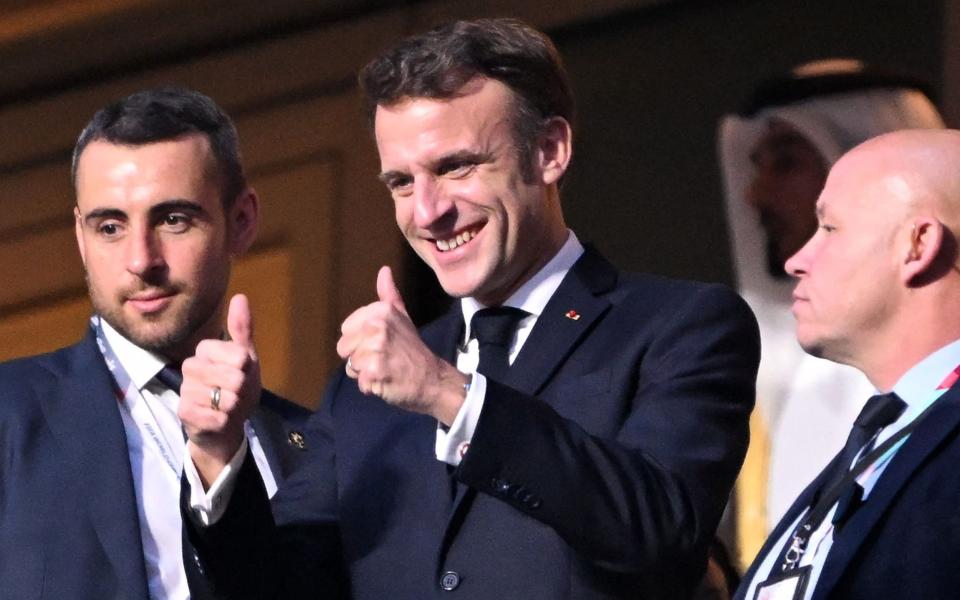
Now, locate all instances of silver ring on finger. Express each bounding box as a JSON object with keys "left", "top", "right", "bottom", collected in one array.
[{"left": 210, "top": 386, "right": 221, "bottom": 411}]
